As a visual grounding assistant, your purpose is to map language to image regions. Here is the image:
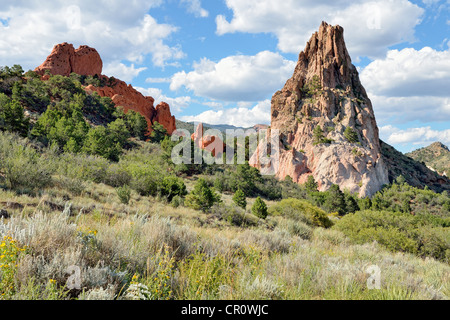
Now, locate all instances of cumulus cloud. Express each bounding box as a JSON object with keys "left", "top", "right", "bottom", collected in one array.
[
  {"left": 180, "top": 100, "right": 271, "bottom": 127},
  {"left": 180, "top": 0, "right": 209, "bottom": 18},
  {"left": 103, "top": 62, "right": 147, "bottom": 83},
  {"left": 170, "top": 51, "right": 295, "bottom": 101},
  {"left": 136, "top": 87, "right": 191, "bottom": 114},
  {"left": 0, "top": 0, "right": 183, "bottom": 71},
  {"left": 360, "top": 47, "right": 450, "bottom": 124},
  {"left": 216, "top": 0, "right": 423, "bottom": 58},
  {"left": 361, "top": 47, "right": 450, "bottom": 97},
  {"left": 380, "top": 125, "right": 450, "bottom": 146}
]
